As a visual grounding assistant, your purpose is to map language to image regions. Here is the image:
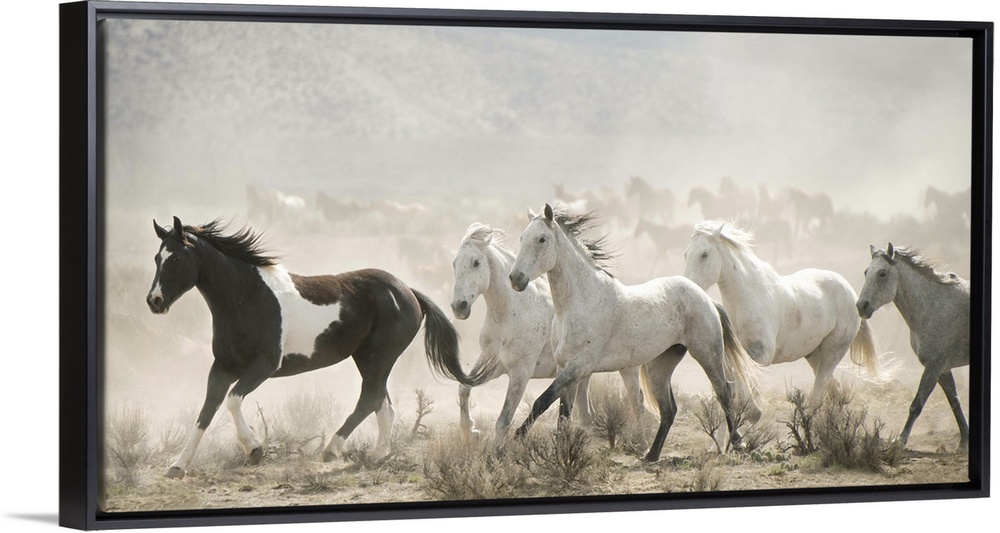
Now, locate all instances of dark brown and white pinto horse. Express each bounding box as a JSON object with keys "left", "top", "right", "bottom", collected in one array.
[{"left": 147, "top": 217, "right": 493, "bottom": 479}]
